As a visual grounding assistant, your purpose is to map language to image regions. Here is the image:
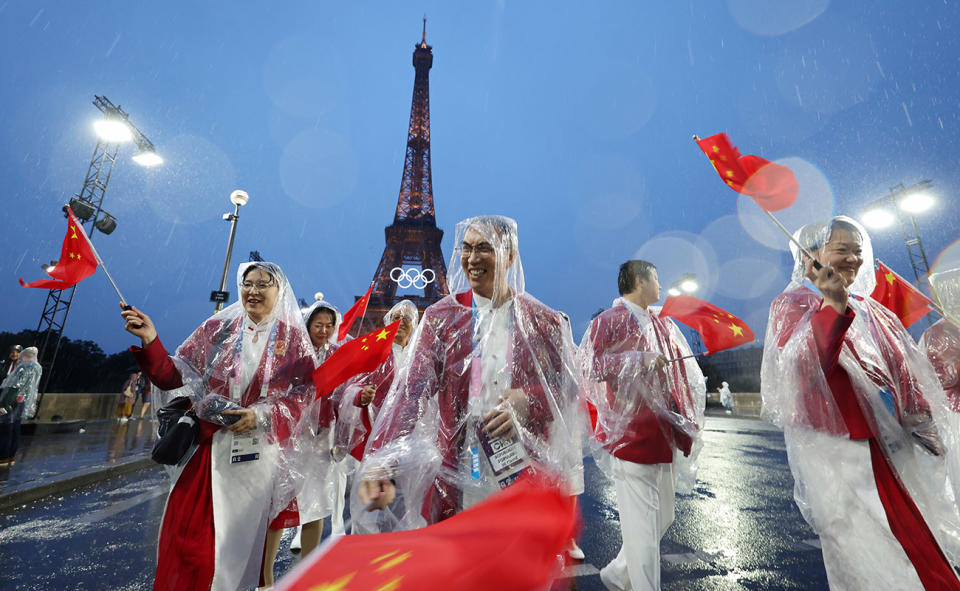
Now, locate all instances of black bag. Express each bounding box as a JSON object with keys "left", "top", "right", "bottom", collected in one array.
[{"left": 152, "top": 396, "right": 199, "bottom": 465}]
